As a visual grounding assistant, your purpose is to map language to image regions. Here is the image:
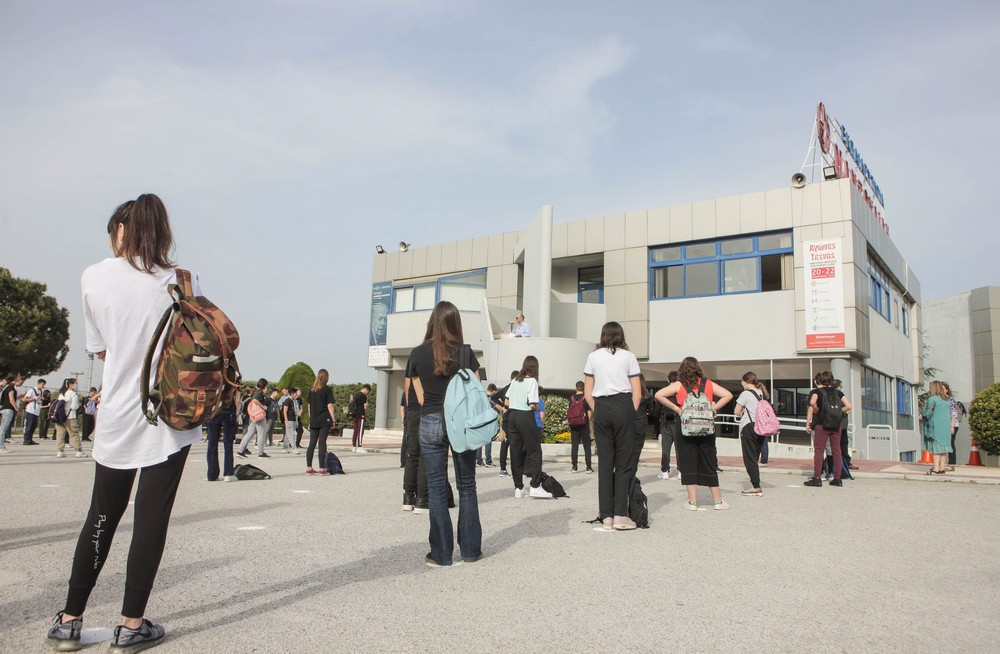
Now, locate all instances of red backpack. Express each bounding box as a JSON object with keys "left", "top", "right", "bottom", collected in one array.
[{"left": 567, "top": 395, "right": 588, "bottom": 427}]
